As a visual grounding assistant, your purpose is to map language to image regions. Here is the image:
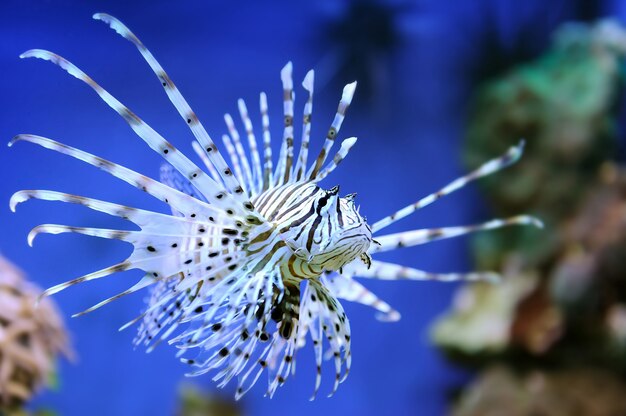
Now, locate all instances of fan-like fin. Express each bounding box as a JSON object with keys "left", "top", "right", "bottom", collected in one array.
[
  {"left": 221, "top": 133, "right": 246, "bottom": 189},
  {"left": 315, "top": 137, "right": 358, "bottom": 182},
  {"left": 191, "top": 141, "right": 223, "bottom": 186},
  {"left": 19, "top": 50, "right": 252, "bottom": 219},
  {"left": 260, "top": 92, "right": 274, "bottom": 191},
  {"left": 371, "top": 215, "right": 543, "bottom": 253},
  {"left": 237, "top": 99, "right": 262, "bottom": 195},
  {"left": 72, "top": 274, "right": 155, "bottom": 317},
  {"left": 10, "top": 190, "right": 238, "bottom": 236},
  {"left": 294, "top": 70, "right": 314, "bottom": 182},
  {"left": 344, "top": 260, "right": 500, "bottom": 283},
  {"left": 224, "top": 113, "right": 253, "bottom": 194},
  {"left": 275, "top": 62, "right": 295, "bottom": 186},
  {"left": 322, "top": 273, "right": 400, "bottom": 322},
  {"left": 160, "top": 162, "right": 208, "bottom": 217},
  {"left": 27, "top": 224, "right": 242, "bottom": 248},
  {"left": 40, "top": 261, "right": 131, "bottom": 299},
  {"left": 307, "top": 81, "right": 357, "bottom": 180},
  {"left": 9, "top": 135, "right": 227, "bottom": 221},
  {"left": 299, "top": 279, "right": 351, "bottom": 399},
  {"left": 371, "top": 141, "right": 526, "bottom": 233},
  {"left": 93, "top": 13, "right": 251, "bottom": 203}
]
